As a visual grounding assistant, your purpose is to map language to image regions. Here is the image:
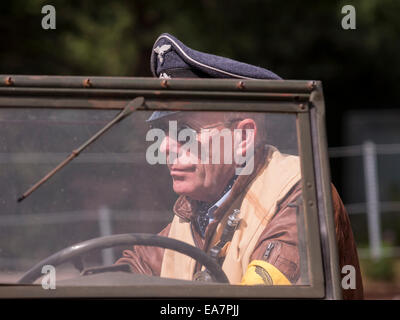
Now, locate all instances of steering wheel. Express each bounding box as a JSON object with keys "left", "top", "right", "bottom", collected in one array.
[{"left": 17, "top": 233, "right": 229, "bottom": 284}]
